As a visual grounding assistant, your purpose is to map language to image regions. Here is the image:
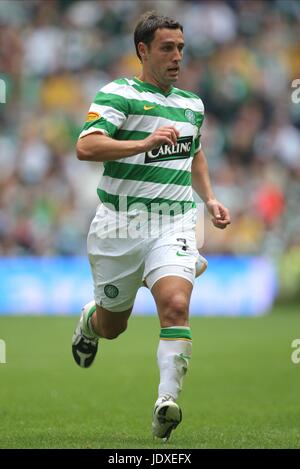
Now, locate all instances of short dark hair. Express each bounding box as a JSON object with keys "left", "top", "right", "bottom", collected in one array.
[{"left": 134, "top": 11, "right": 183, "bottom": 61}]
